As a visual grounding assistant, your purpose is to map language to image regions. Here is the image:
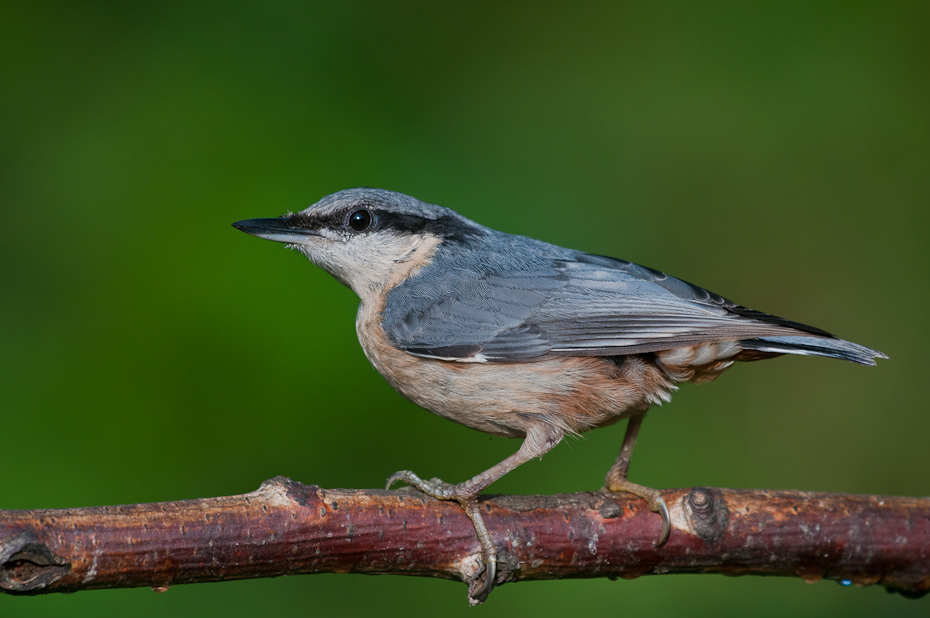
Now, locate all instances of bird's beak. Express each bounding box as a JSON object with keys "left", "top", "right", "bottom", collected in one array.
[{"left": 231, "top": 218, "right": 320, "bottom": 244}]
